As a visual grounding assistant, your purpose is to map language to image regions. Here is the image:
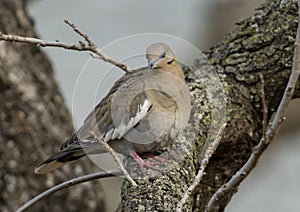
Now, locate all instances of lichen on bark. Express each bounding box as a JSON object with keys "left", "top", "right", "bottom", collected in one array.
[{"left": 120, "top": 0, "right": 300, "bottom": 211}]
